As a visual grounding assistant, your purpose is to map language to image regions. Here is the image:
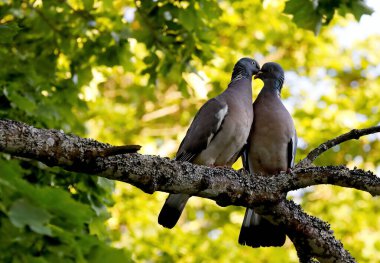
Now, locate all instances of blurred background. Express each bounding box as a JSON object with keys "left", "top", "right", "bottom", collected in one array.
[{"left": 0, "top": 0, "right": 379, "bottom": 262}]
